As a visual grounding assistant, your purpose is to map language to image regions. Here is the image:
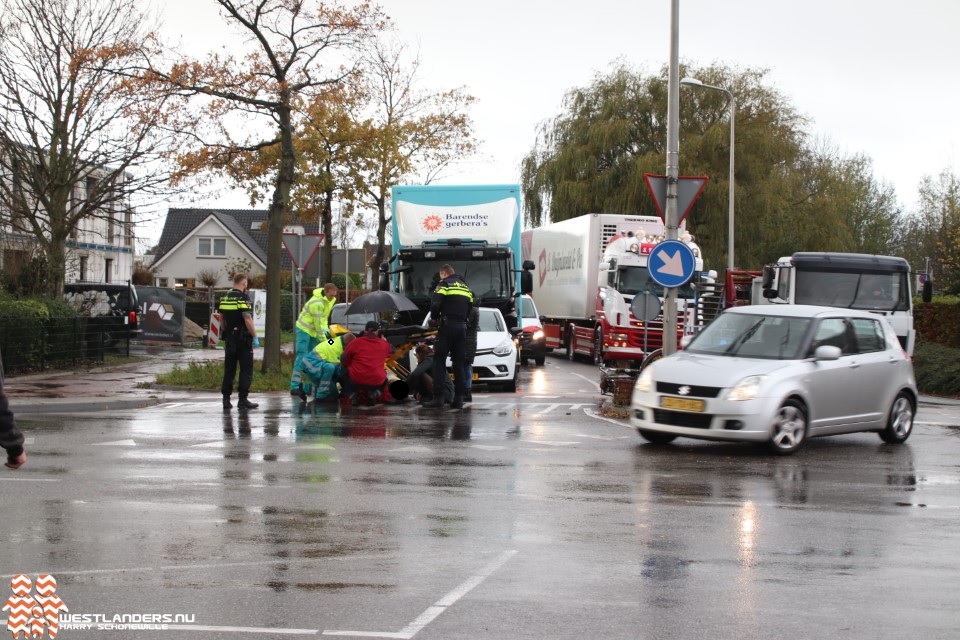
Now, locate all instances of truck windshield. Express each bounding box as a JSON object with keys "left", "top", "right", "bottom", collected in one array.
[
  {"left": 617, "top": 266, "right": 697, "bottom": 299},
  {"left": 794, "top": 271, "right": 909, "bottom": 312},
  {"left": 401, "top": 259, "right": 512, "bottom": 302}
]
